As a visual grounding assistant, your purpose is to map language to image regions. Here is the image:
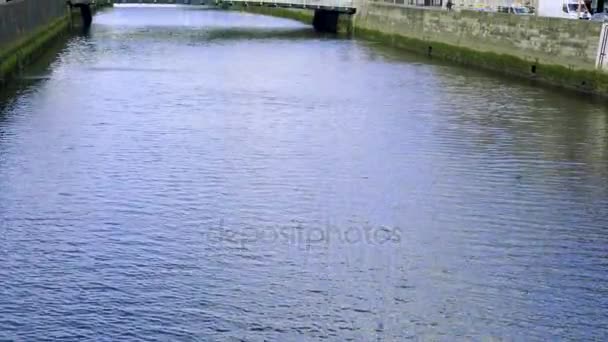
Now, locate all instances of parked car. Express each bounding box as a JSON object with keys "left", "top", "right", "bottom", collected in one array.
[
  {"left": 497, "top": 5, "right": 532, "bottom": 15},
  {"left": 591, "top": 12, "right": 608, "bottom": 22}
]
